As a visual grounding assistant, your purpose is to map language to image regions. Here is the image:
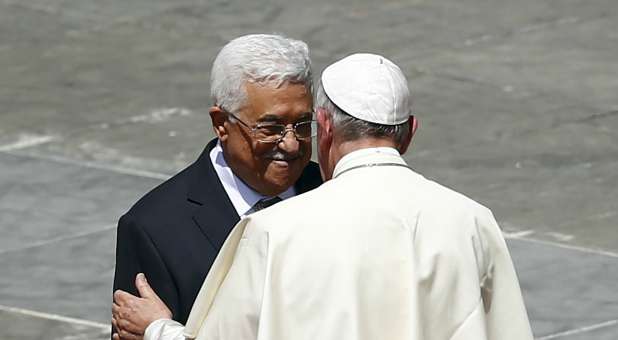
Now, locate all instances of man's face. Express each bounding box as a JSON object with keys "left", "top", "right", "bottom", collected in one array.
[{"left": 218, "top": 82, "right": 313, "bottom": 196}]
